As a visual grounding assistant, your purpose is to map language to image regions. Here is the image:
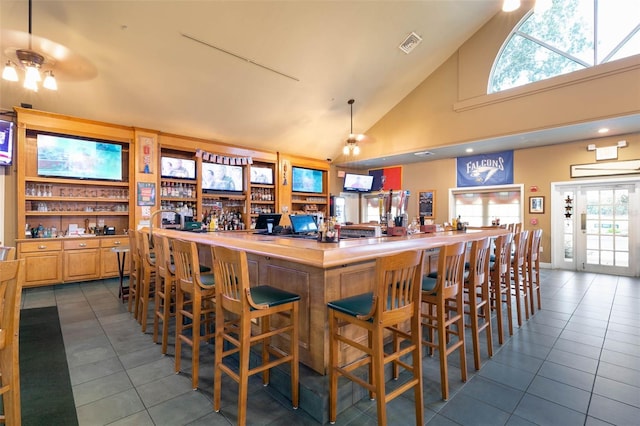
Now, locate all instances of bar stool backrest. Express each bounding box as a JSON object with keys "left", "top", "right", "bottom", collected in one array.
[
  {"left": 374, "top": 250, "right": 424, "bottom": 323},
  {"left": 527, "top": 229, "right": 543, "bottom": 263},
  {"left": 494, "top": 233, "right": 514, "bottom": 275},
  {"left": 468, "top": 237, "right": 491, "bottom": 286},
  {"left": 0, "top": 258, "right": 25, "bottom": 425},
  {"left": 172, "top": 239, "right": 208, "bottom": 290},
  {"left": 212, "top": 245, "right": 253, "bottom": 315},
  {"left": 513, "top": 230, "right": 529, "bottom": 269},
  {"left": 428, "top": 241, "right": 466, "bottom": 300},
  {"left": 0, "top": 247, "right": 16, "bottom": 261},
  {"left": 152, "top": 233, "right": 171, "bottom": 279}
]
